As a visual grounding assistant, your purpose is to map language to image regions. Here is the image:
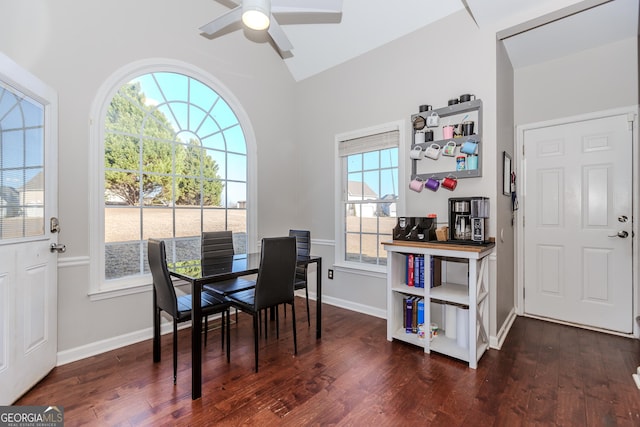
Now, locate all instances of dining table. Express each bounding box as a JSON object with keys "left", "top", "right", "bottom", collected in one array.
[{"left": 153, "top": 252, "right": 322, "bottom": 400}]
